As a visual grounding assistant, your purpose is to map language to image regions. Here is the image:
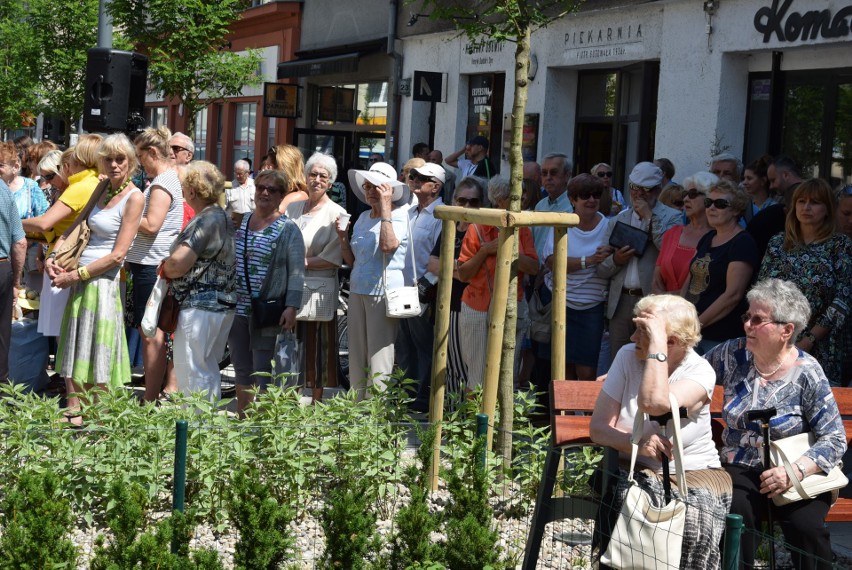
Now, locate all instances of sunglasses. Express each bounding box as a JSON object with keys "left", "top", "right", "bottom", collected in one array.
[
  {"left": 704, "top": 198, "right": 731, "bottom": 209},
  {"left": 685, "top": 189, "right": 703, "bottom": 199},
  {"left": 628, "top": 182, "right": 655, "bottom": 193},
  {"left": 256, "top": 183, "right": 283, "bottom": 194},
  {"left": 42, "top": 172, "right": 57, "bottom": 182},
  {"left": 170, "top": 145, "right": 190, "bottom": 155},
  {"left": 741, "top": 313, "right": 787, "bottom": 327},
  {"left": 455, "top": 196, "right": 481, "bottom": 207},
  {"left": 672, "top": 200, "right": 685, "bottom": 208},
  {"left": 596, "top": 171, "right": 614, "bottom": 178},
  {"left": 409, "top": 172, "right": 436, "bottom": 184},
  {"left": 577, "top": 190, "right": 603, "bottom": 200}
]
